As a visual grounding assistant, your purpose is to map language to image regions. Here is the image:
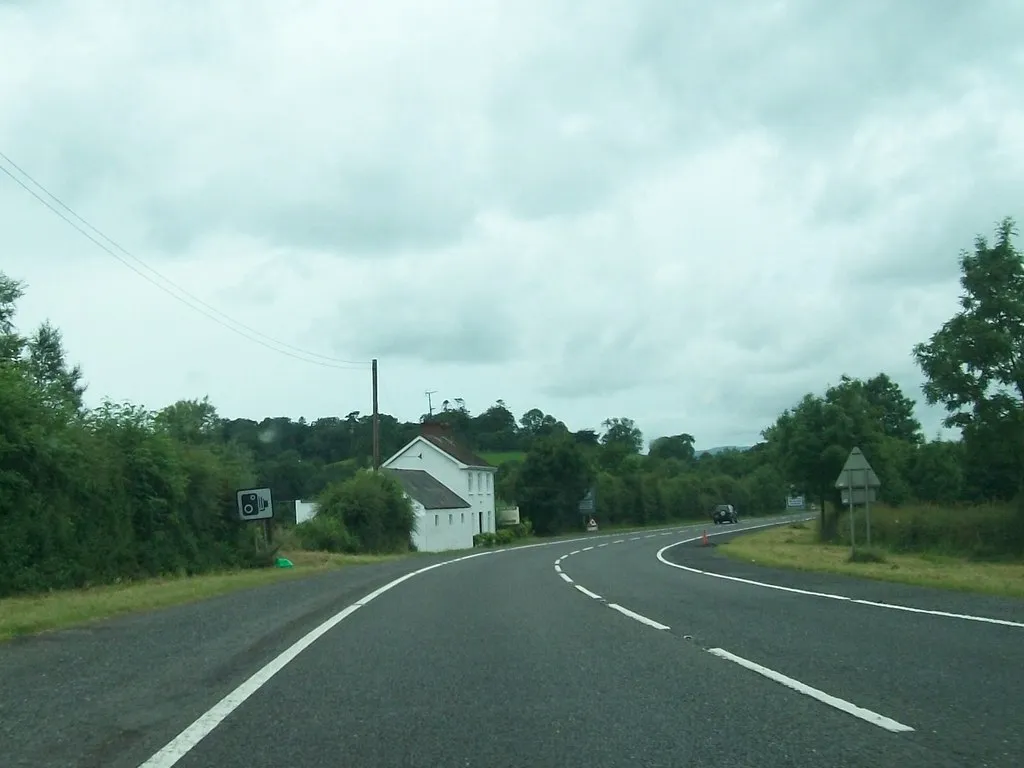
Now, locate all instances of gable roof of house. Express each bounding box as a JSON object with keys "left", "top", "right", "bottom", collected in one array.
[
  {"left": 383, "top": 468, "right": 472, "bottom": 510},
  {"left": 420, "top": 432, "right": 494, "bottom": 469}
]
